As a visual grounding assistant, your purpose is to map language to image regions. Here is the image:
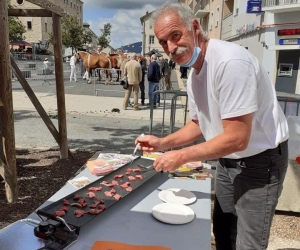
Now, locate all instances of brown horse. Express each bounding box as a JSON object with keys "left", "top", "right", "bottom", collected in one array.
[
  {"left": 91, "top": 51, "right": 127, "bottom": 82},
  {"left": 76, "top": 51, "right": 111, "bottom": 84}
]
